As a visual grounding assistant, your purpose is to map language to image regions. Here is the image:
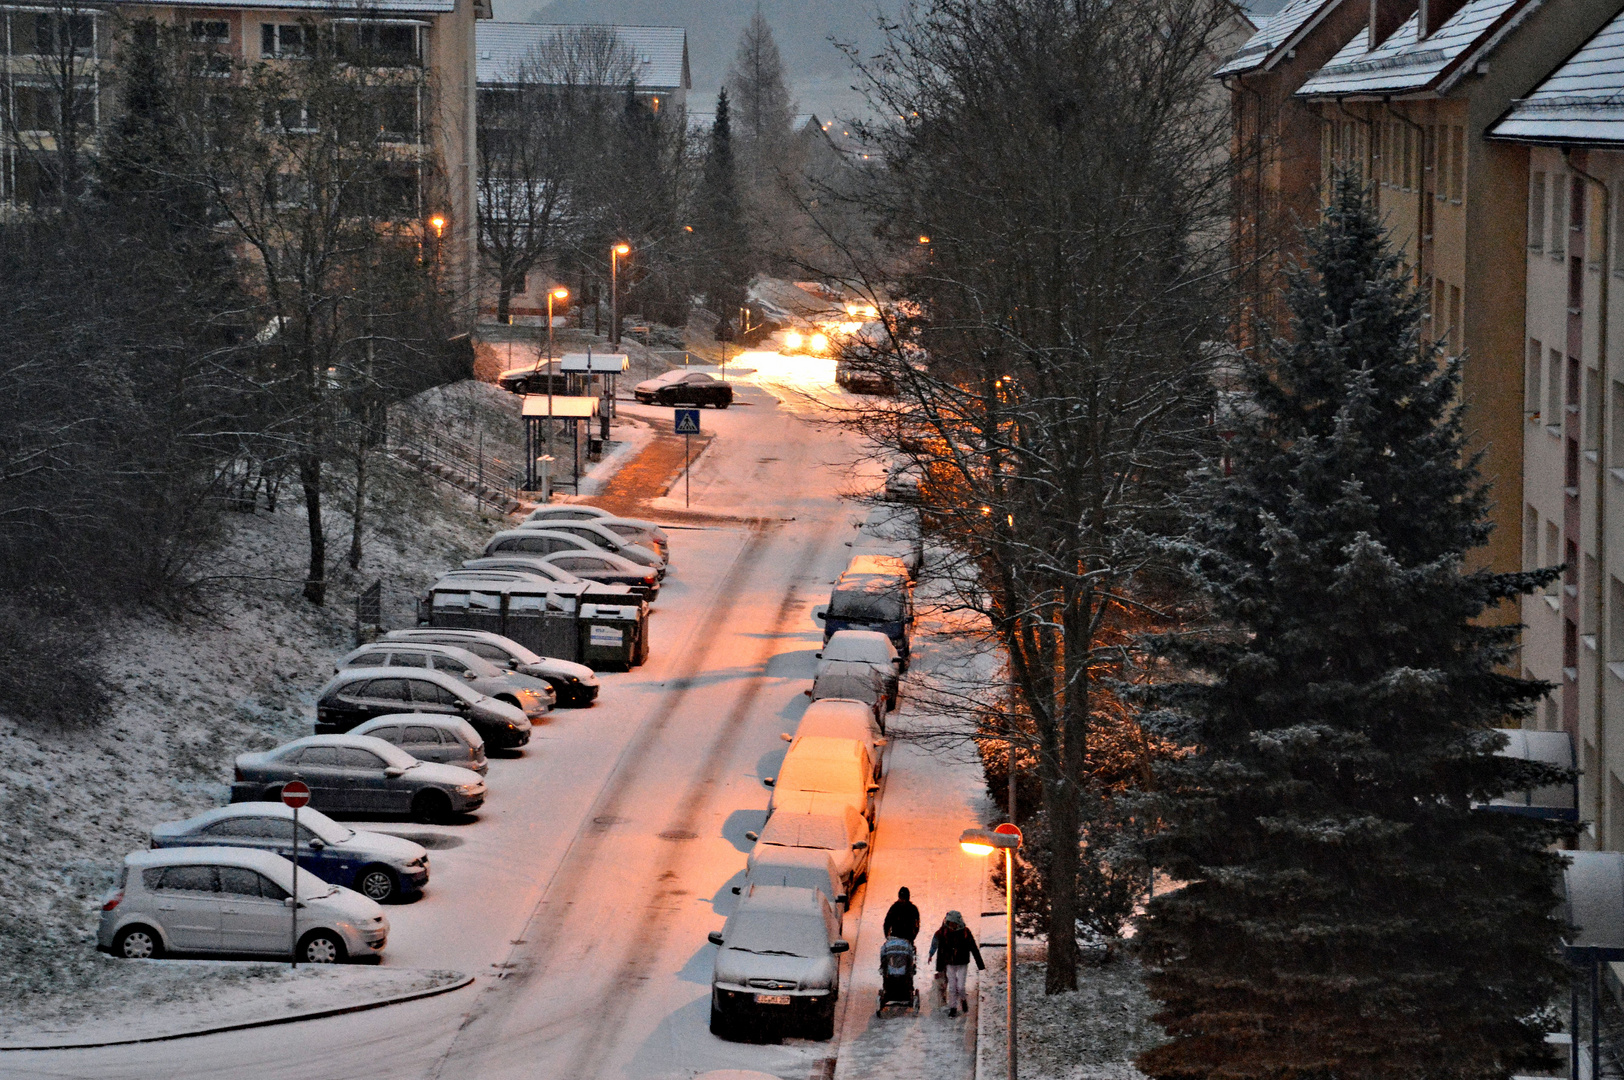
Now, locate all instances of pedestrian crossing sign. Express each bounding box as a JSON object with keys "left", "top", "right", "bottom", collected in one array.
[{"left": 674, "top": 408, "right": 701, "bottom": 435}]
